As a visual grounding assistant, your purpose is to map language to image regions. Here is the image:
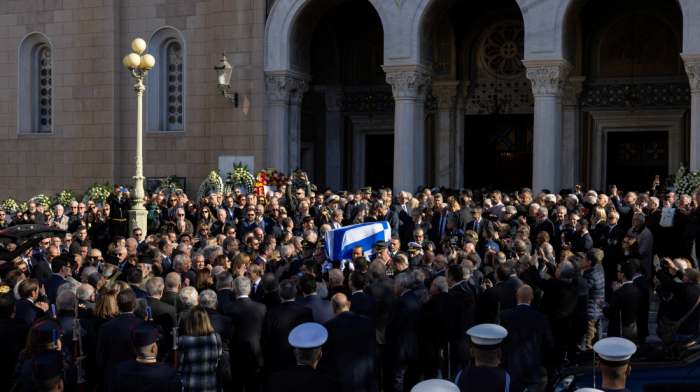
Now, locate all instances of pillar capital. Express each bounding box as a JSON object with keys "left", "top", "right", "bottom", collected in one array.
[
  {"left": 324, "top": 87, "right": 344, "bottom": 112},
  {"left": 432, "top": 80, "right": 460, "bottom": 110},
  {"left": 289, "top": 79, "right": 309, "bottom": 106},
  {"left": 385, "top": 70, "right": 432, "bottom": 100},
  {"left": 525, "top": 65, "right": 569, "bottom": 97},
  {"left": 681, "top": 54, "right": 700, "bottom": 91},
  {"left": 456, "top": 81, "right": 471, "bottom": 110},
  {"left": 265, "top": 75, "right": 295, "bottom": 103},
  {"left": 562, "top": 76, "right": 587, "bottom": 106}
]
